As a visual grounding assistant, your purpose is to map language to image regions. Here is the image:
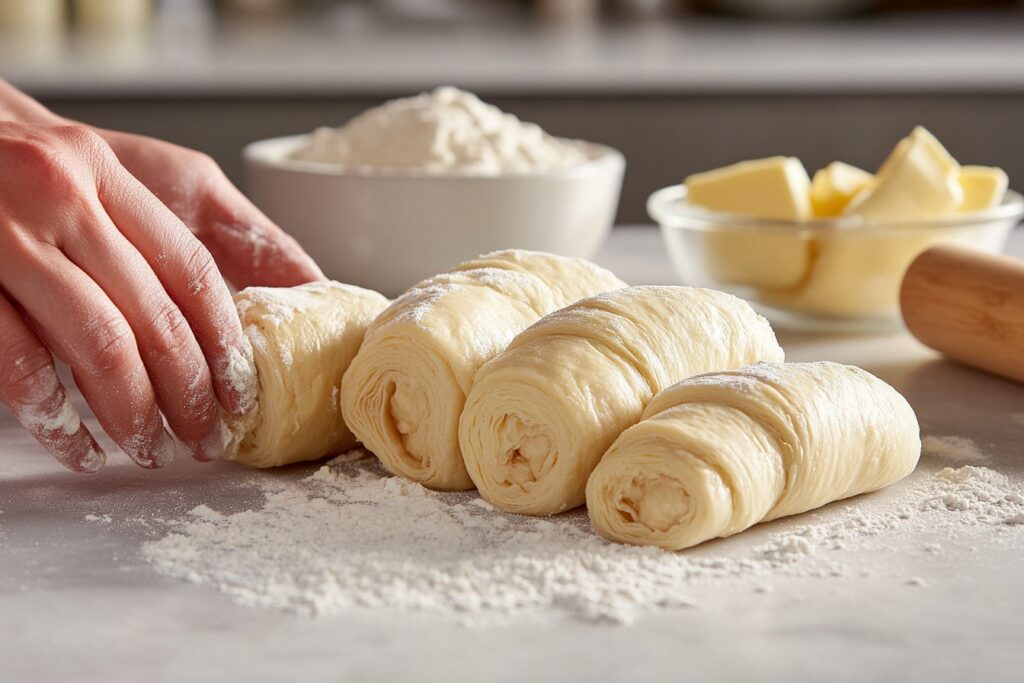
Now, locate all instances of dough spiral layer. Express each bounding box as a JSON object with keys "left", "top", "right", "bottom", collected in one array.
[
  {"left": 586, "top": 362, "right": 921, "bottom": 550},
  {"left": 227, "top": 281, "right": 389, "bottom": 468},
  {"left": 459, "top": 286, "right": 784, "bottom": 515},
  {"left": 341, "top": 250, "right": 626, "bottom": 490}
]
